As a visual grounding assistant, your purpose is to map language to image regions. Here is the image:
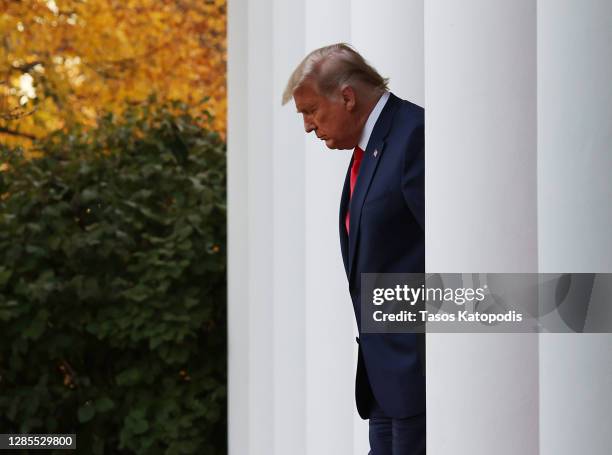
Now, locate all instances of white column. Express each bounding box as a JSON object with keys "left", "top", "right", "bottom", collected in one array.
[
  {"left": 302, "top": 1, "right": 355, "bottom": 453},
  {"left": 228, "top": 1, "right": 276, "bottom": 454},
  {"left": 538, "top": 1, "right": 612, "bottom": 454},
  {"left": 425, "top": 1, "right": 539, "bottom": 454},
  {"left": 271, "top": 1, "right": 307, "bottom": 454},
  {"left": 350, "top": 2, "right": 425, "bottom": 451},
  {"left": 351, "top": 0, "right": 424, "bottom": 107},
  {"left": 227, "top": 0, "right": 253, "bottom": 453}
]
